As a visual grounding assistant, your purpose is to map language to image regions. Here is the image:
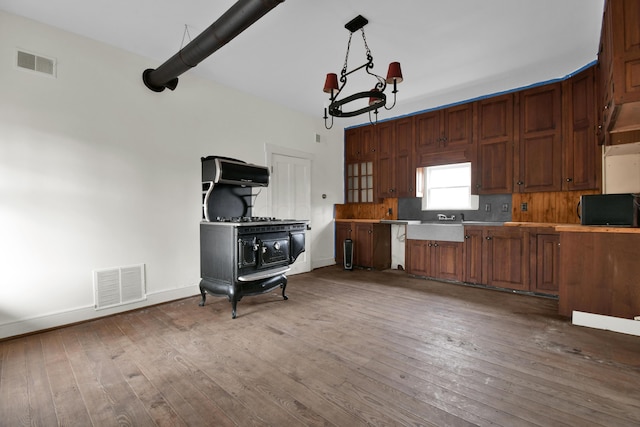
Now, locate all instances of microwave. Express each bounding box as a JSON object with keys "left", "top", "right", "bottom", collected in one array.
[{"left": 580, "top": 193, "right": 639, "bottom": 227}]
